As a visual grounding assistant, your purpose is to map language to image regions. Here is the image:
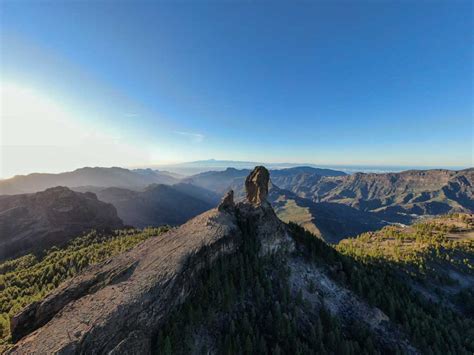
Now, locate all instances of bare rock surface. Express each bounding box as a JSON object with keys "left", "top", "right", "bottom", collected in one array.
[
  {"left": 9, "top": 167, "right": 291, "bottom": 354},
  {"left": 288, "top": 257, "right": 418, "bottom": 354},
  {"left": 245, "top": 166, "right": 270, "bottom": 204},
  {"left": 9, "top": 209, "right": 241, "bottom": 354},
  {"left": 218, "top": 190, "right": 234, "bottom": 212},
  {"left": 0, "top": 187, "right": 123, "bottom": 261}
]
